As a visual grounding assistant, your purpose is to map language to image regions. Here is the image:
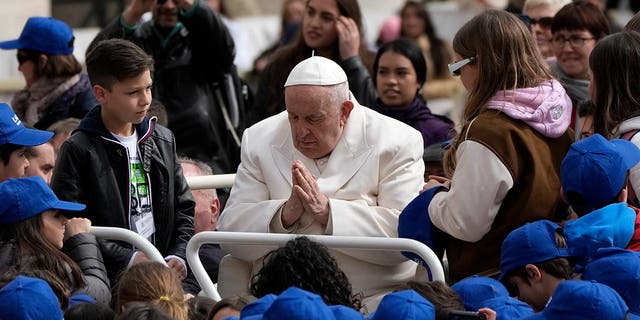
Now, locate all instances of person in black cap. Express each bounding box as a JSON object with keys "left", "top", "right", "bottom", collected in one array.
[
  {"left": 0, "top": 17, "right": 97, "bottom": 130},
  {"left": 0, "top": 176, "right": 111, "bottom": 304},
  {"left": 0, "top": 102, "right": 53, "bottom": 182}
]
